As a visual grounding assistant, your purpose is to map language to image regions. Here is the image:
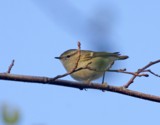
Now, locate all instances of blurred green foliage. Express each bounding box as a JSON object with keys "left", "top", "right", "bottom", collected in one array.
[{"left": 1, "top": 104, "right": 19, "bottom": 125}]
